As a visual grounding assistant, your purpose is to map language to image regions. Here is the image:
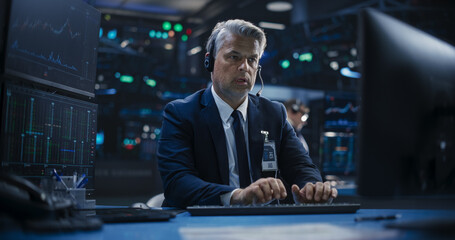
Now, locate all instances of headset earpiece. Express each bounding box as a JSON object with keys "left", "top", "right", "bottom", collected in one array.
[
  {"left": 291, "top": 104, "right": 299, "bottom": 113},
  {"left": 291, "top": 99, "right": 302, "bottom": 113},
  {"left": 204, "top": 45, "right": 215, "bottom": 72},
  {"left": 204, "top": 53, "right": 214, "bottom": 72}
]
